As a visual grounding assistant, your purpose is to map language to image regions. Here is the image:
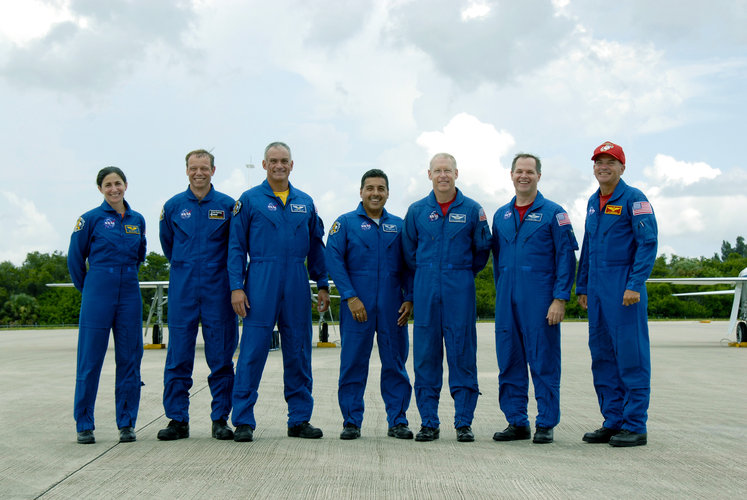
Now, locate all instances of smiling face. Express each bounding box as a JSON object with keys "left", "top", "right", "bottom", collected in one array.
[
  {"left": 511, "top": 156, "right": 541, "bottom": 200},
  {"left": 428, "top": 156, "right": 458, "bottom": 199},
  {"left": 360, "top": 176, "right": 389, "bottom": 218},
  {"left": 186, "top": 153, "right": 215, "bottom": 192},
  {"left": 263, "top": 145, "right": 293, "bottom": 187},
  {"left": 98, "top": 172, "right": 127, "bottom": 208},
  {"left": 593, "top": 153, "right": 625, "bottom": 194}
]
